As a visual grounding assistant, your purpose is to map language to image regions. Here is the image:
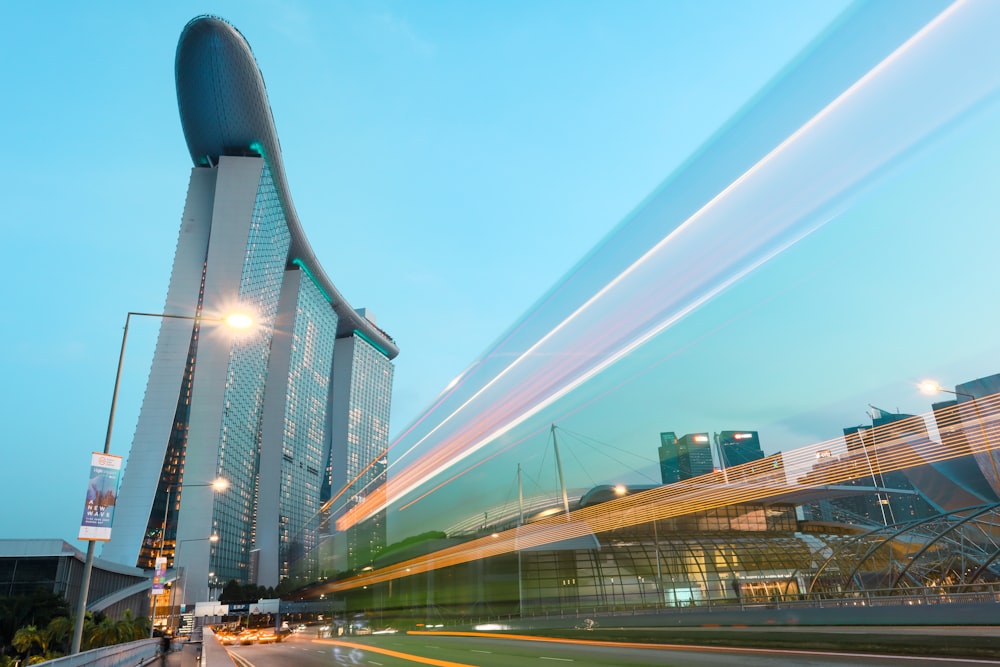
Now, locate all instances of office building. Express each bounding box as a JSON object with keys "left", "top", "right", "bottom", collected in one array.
[
  {"left": 658, "top": 432, "right": 713, "bottom": 484},
  {"left": 329, "top": 333, "right": 393, "bottom": 571},
  {"left": 657, "top": 432, "right": 679, "bottom": 484},
  {"left": 102, "top": 16, "right": 398, "bottom": 604},
  {"left": 717, "top": 430, "right": 765, "bottom": 469}
]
